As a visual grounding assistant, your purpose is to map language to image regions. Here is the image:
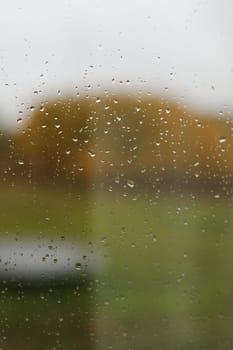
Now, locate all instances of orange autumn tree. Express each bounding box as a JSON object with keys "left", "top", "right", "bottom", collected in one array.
[
  {"left": 10, "top": 94, "right": 233, "bottom": 194},
  {"left": 15, "top": 98, "right": 94, "bottom": 186}
]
